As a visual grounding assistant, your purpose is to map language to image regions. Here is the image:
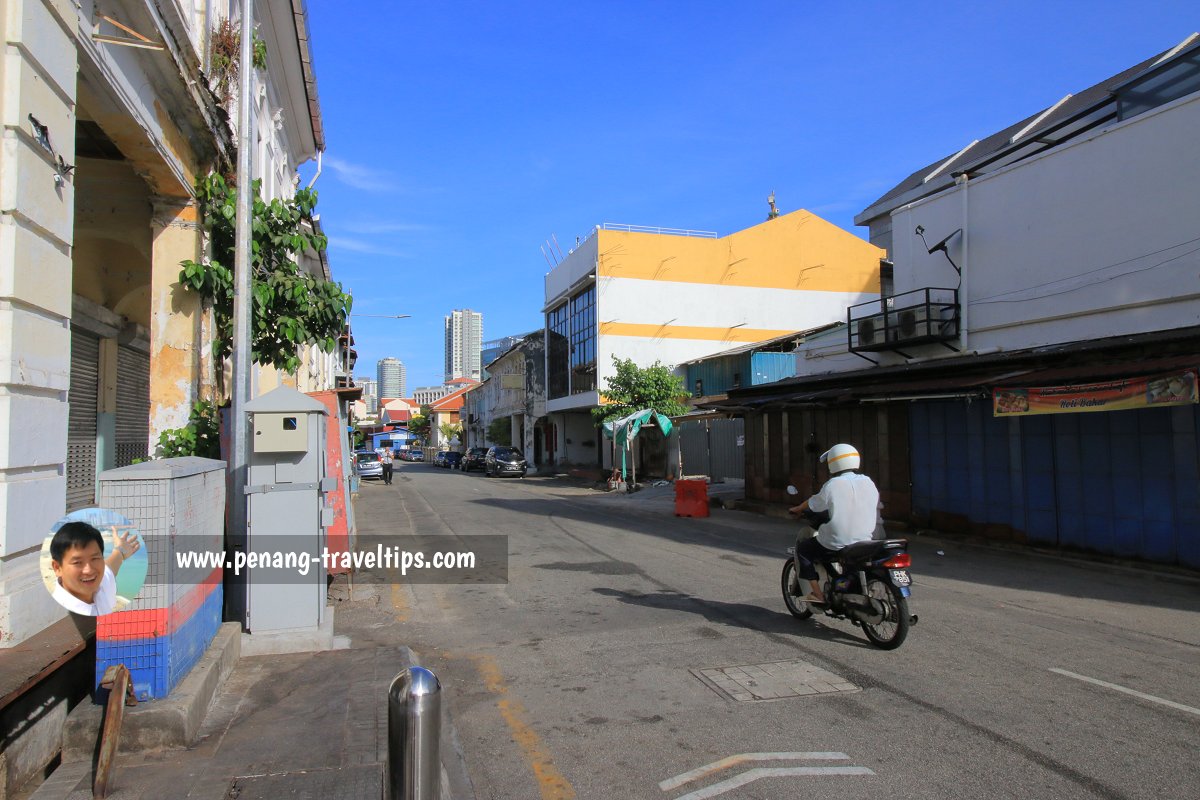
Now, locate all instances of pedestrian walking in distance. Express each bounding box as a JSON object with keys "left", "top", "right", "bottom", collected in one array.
[{"left": 381, "top": 447, "right": 394, "bottom": 485}]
